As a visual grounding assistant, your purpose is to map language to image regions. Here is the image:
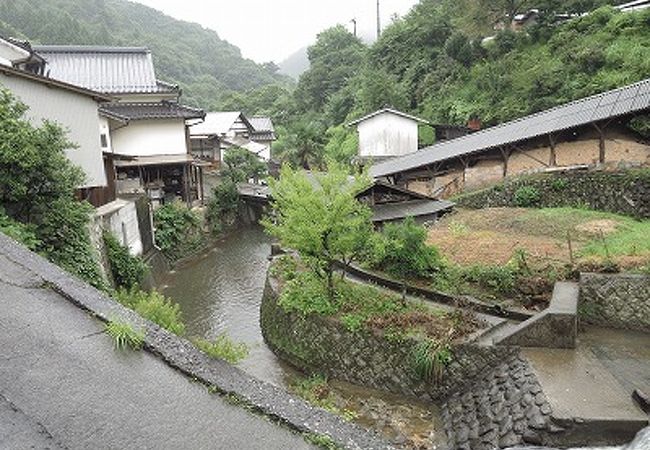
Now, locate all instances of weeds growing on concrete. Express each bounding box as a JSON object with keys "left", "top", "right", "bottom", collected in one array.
[
  {"left": 115, "top": 287, "right": 185, "bottom": 336},
  {"left": 105, "top": 320, "right": 145, "bottom": 351},
  {"left": 193, "top": 334, "right": 249, "bottom": 364},
  {"left": 411, "top": 338, "right": 452, "bottom": 383},
  {"left": 290, "top": 374, "right": 358, "bottom": 422}
]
